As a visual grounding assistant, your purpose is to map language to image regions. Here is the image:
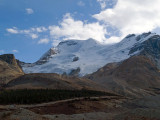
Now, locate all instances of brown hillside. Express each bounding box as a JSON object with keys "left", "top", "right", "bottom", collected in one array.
[
  {"left": 6, "top": 73, "right": 107, "bottom": 92},
  {"left": 0, "top": 54, "right": 24, "bottom": 85},
  {"left": 87, "top": 56, "right": 160, "bottom": 97}
]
